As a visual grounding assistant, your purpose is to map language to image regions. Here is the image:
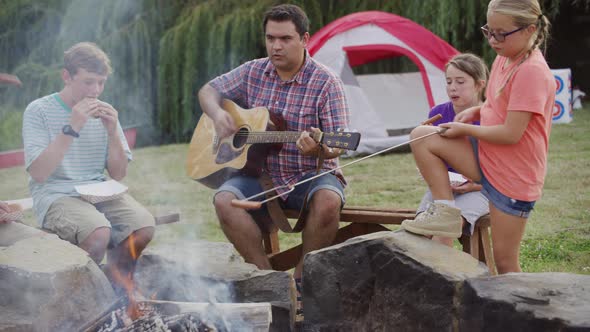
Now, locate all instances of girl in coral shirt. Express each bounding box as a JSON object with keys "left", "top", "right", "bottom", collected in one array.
[{"left": 402, "top": 0, "right": 555, "bottom": 274}]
